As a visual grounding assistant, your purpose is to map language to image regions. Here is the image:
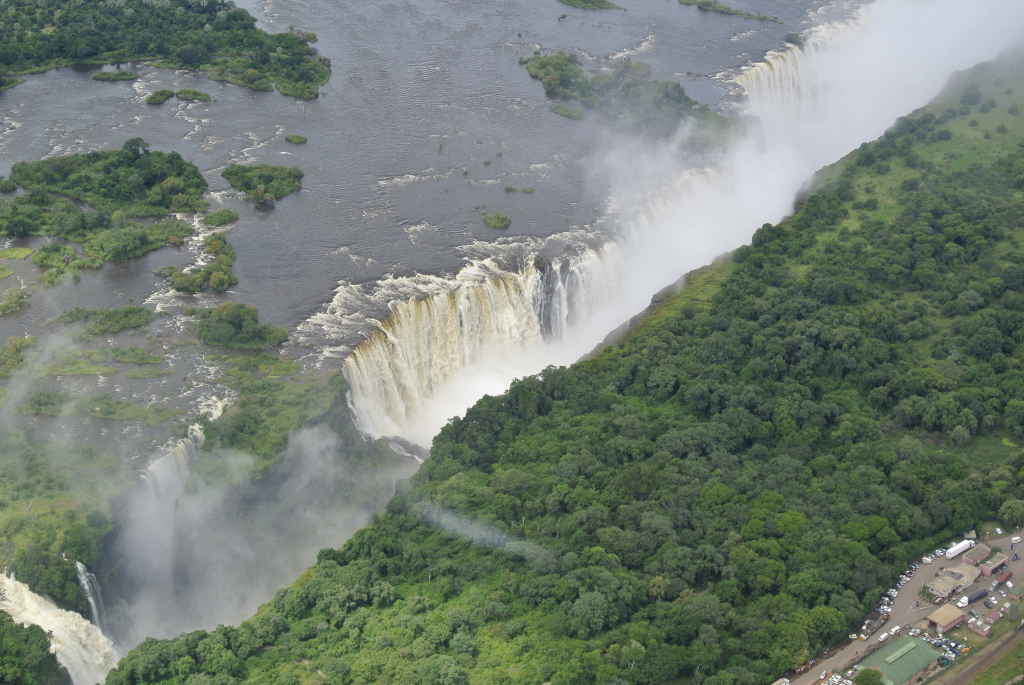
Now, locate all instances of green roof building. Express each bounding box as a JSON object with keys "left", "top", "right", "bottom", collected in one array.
[{"left": 856, "top": 638, "right": 942, "bottom": 685}]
